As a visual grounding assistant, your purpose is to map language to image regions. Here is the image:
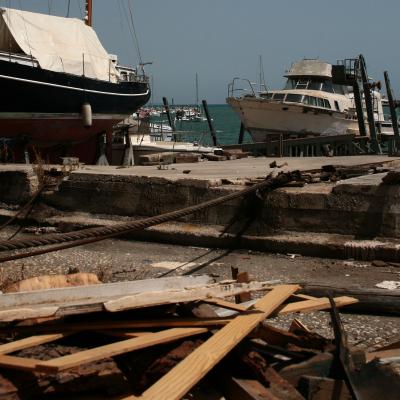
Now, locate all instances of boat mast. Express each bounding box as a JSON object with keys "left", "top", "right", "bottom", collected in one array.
[
  {"left": 85, "top": 0, "right": 93, "bottom": 26},
  {"left": 195, "top": 72, "right": 199, "bottom": 108}
]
